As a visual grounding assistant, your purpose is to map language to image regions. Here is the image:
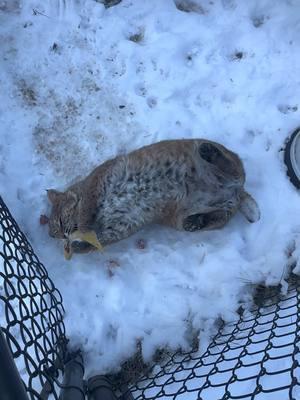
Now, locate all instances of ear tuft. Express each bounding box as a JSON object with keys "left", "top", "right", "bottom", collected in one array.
[{"left": 47, "top": 189, "right": 63, "bottom": 204}]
